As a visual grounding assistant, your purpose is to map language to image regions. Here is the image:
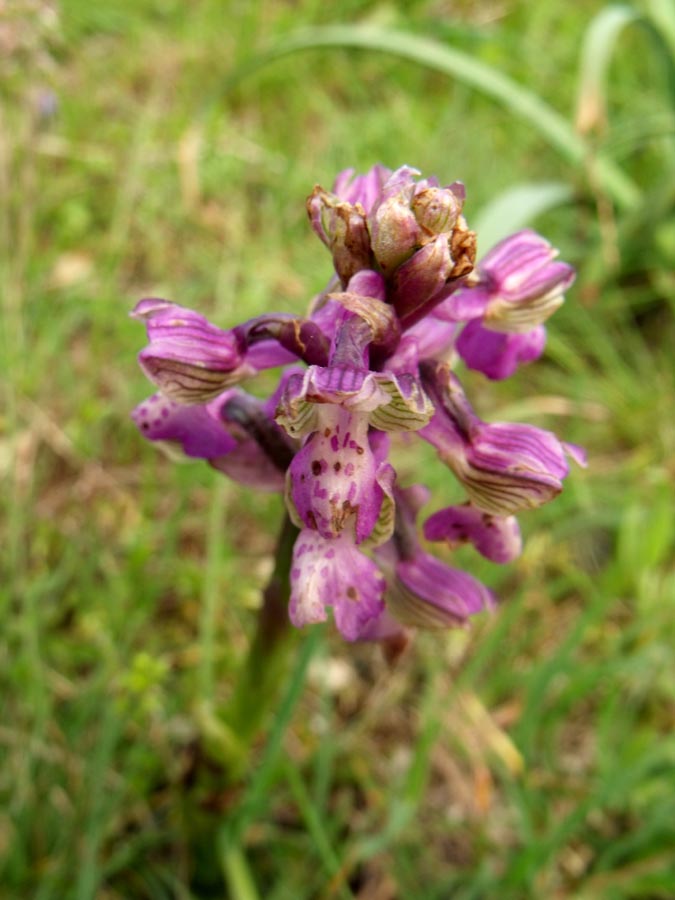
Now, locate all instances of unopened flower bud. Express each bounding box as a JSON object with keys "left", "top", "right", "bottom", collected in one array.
[
  {"left": 412, "top": 186, "right": 462, "bottom": 239},
  {"left": 369, "top": 194, "right": 422, "bottom": 274},
  {"left": 307, "top": 187, "right": 372, "bottom": 286},
  {"left": 390, "top": 235, "right": 454, "bottom": 321}
]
